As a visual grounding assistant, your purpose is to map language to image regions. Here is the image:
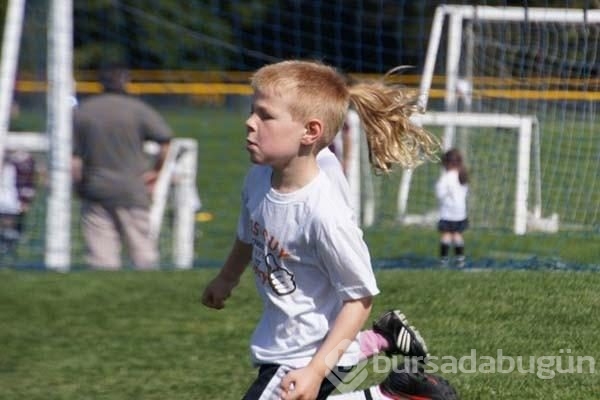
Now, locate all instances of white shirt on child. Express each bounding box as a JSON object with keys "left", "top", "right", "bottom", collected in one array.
[
  {"left": 0, "top": 163, "right": 21, "bottom": 214},
  {"left": 316, "top": 147, "right": 356, "bottom": 222},
  {"left": 435, "top": 169, "right": 468, "bottom": 221},
  {"left": 237, "top": 165, "right": 379, "bottom": 368}
]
